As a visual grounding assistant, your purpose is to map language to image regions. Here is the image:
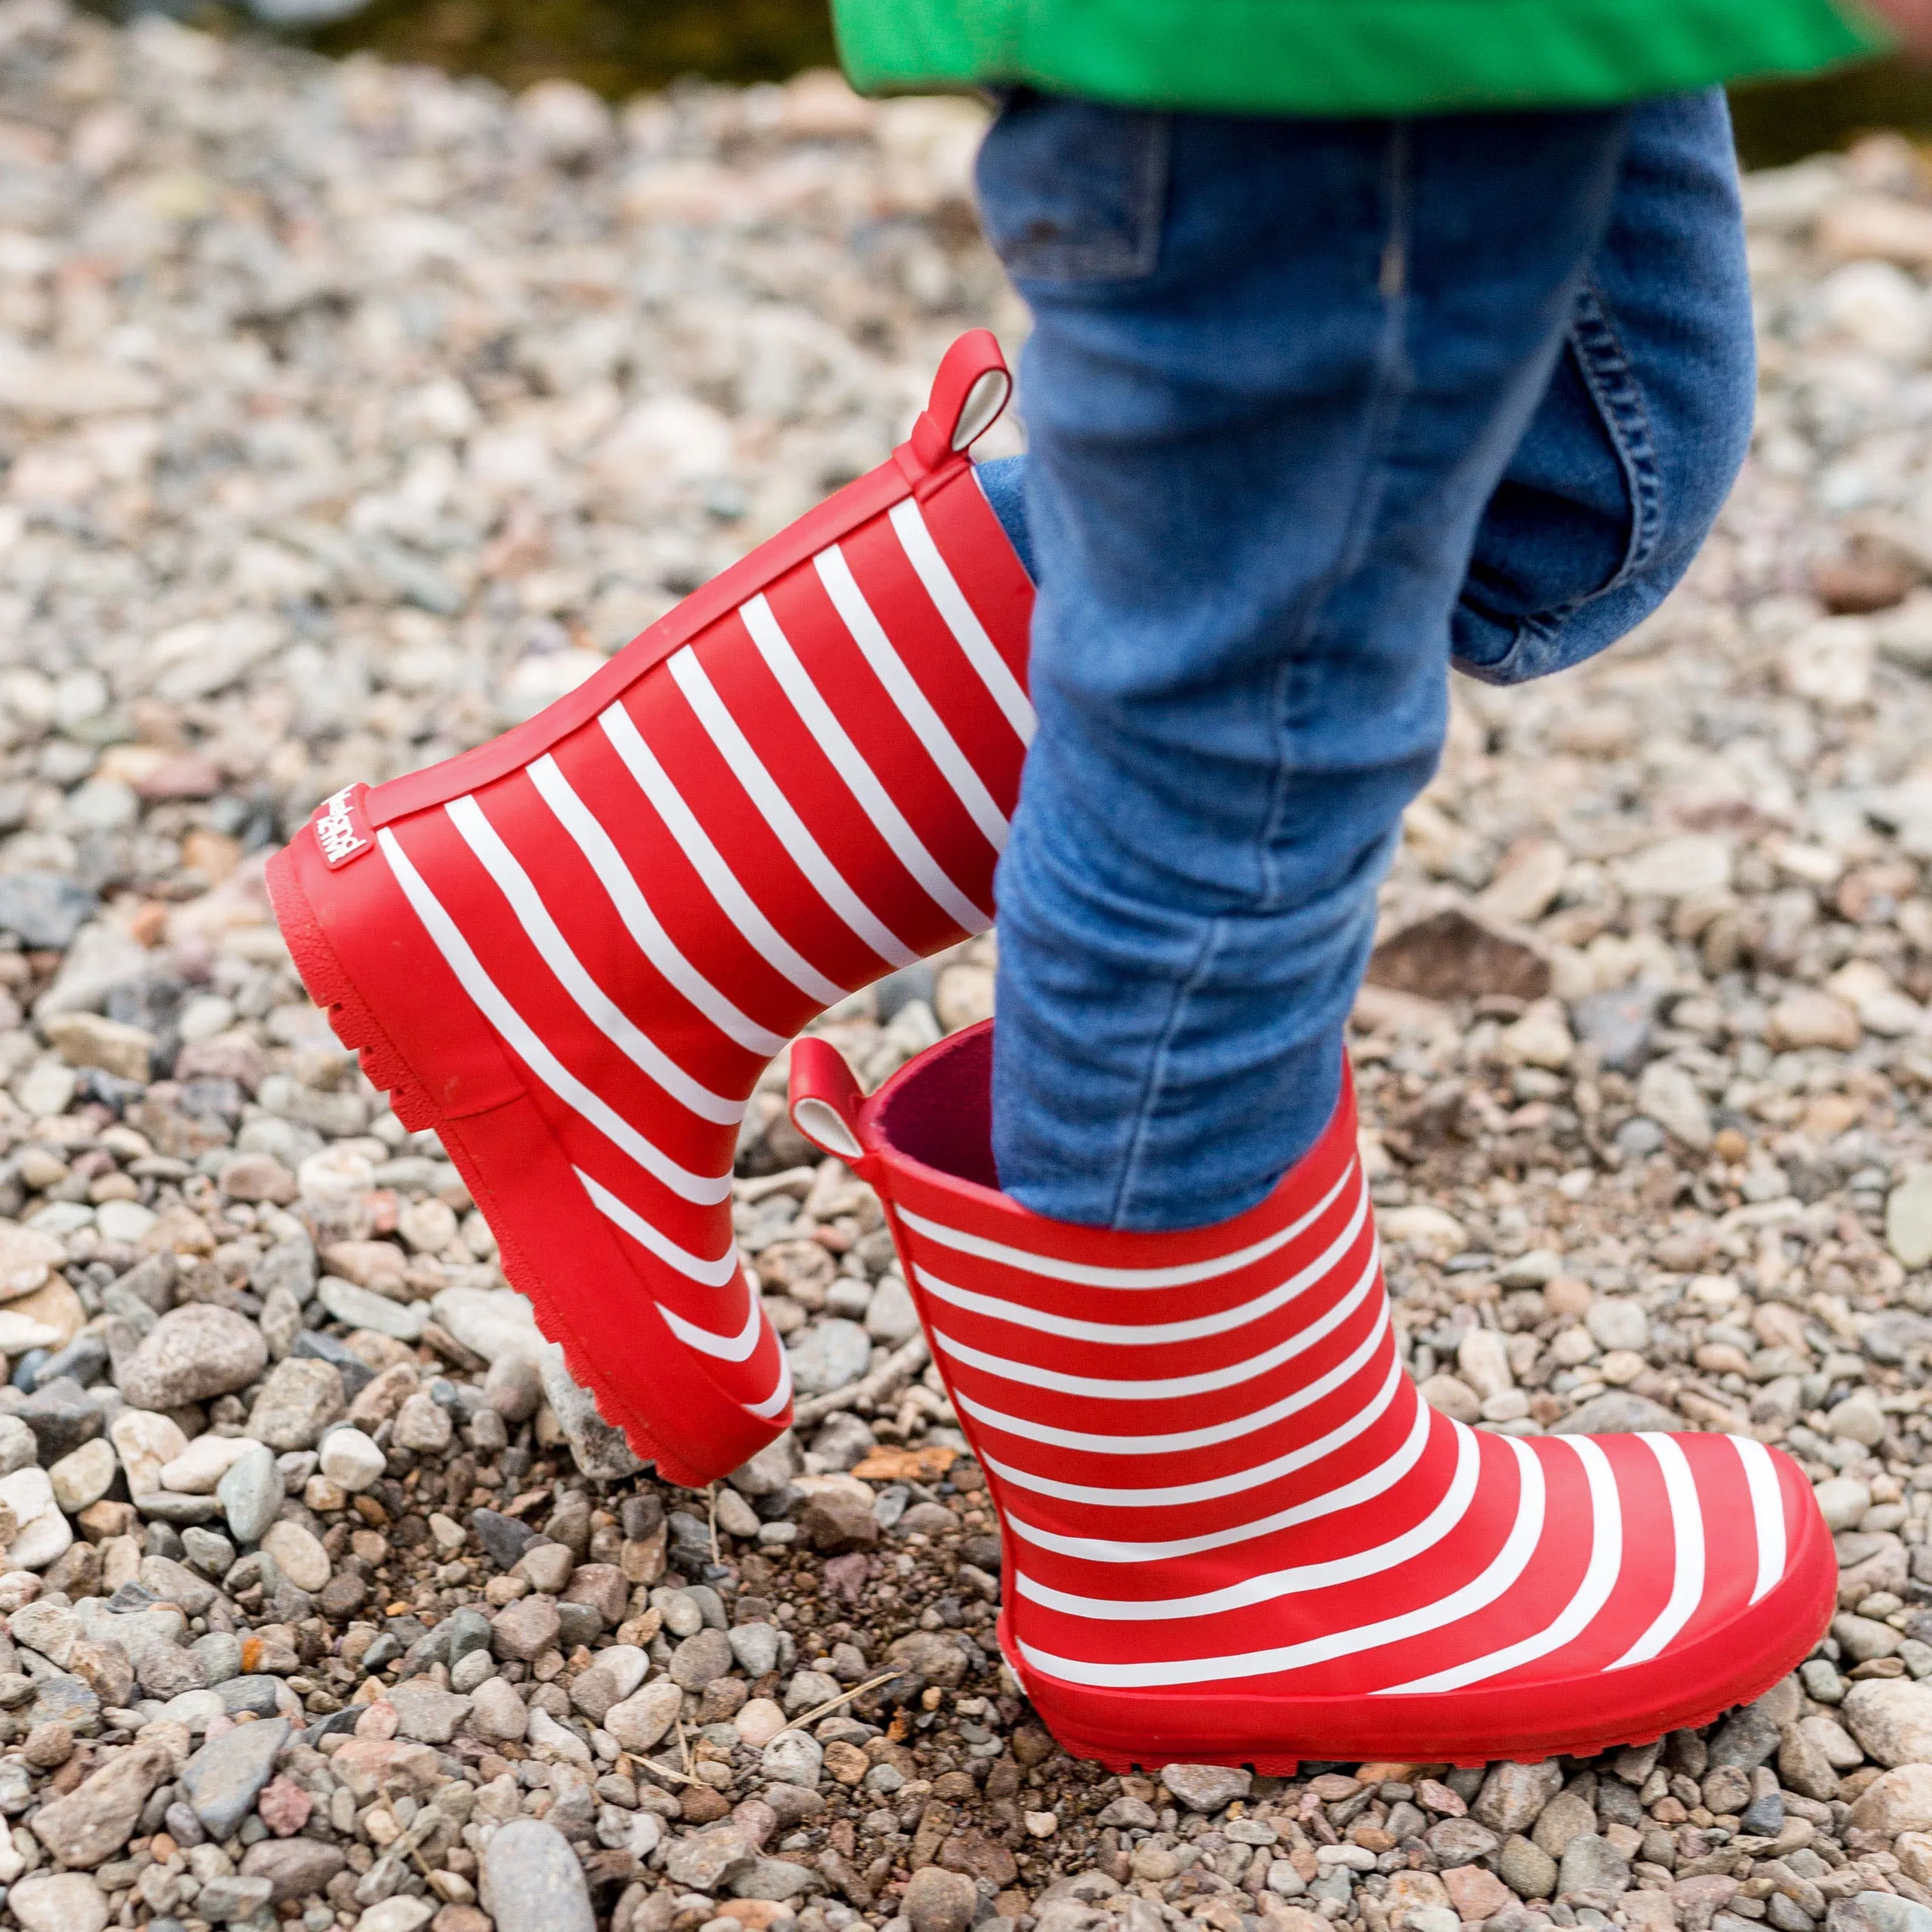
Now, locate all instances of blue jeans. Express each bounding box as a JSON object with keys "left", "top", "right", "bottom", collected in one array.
[{"left": 969, "top": 91, "right": 1753, "bottom": 1231}]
